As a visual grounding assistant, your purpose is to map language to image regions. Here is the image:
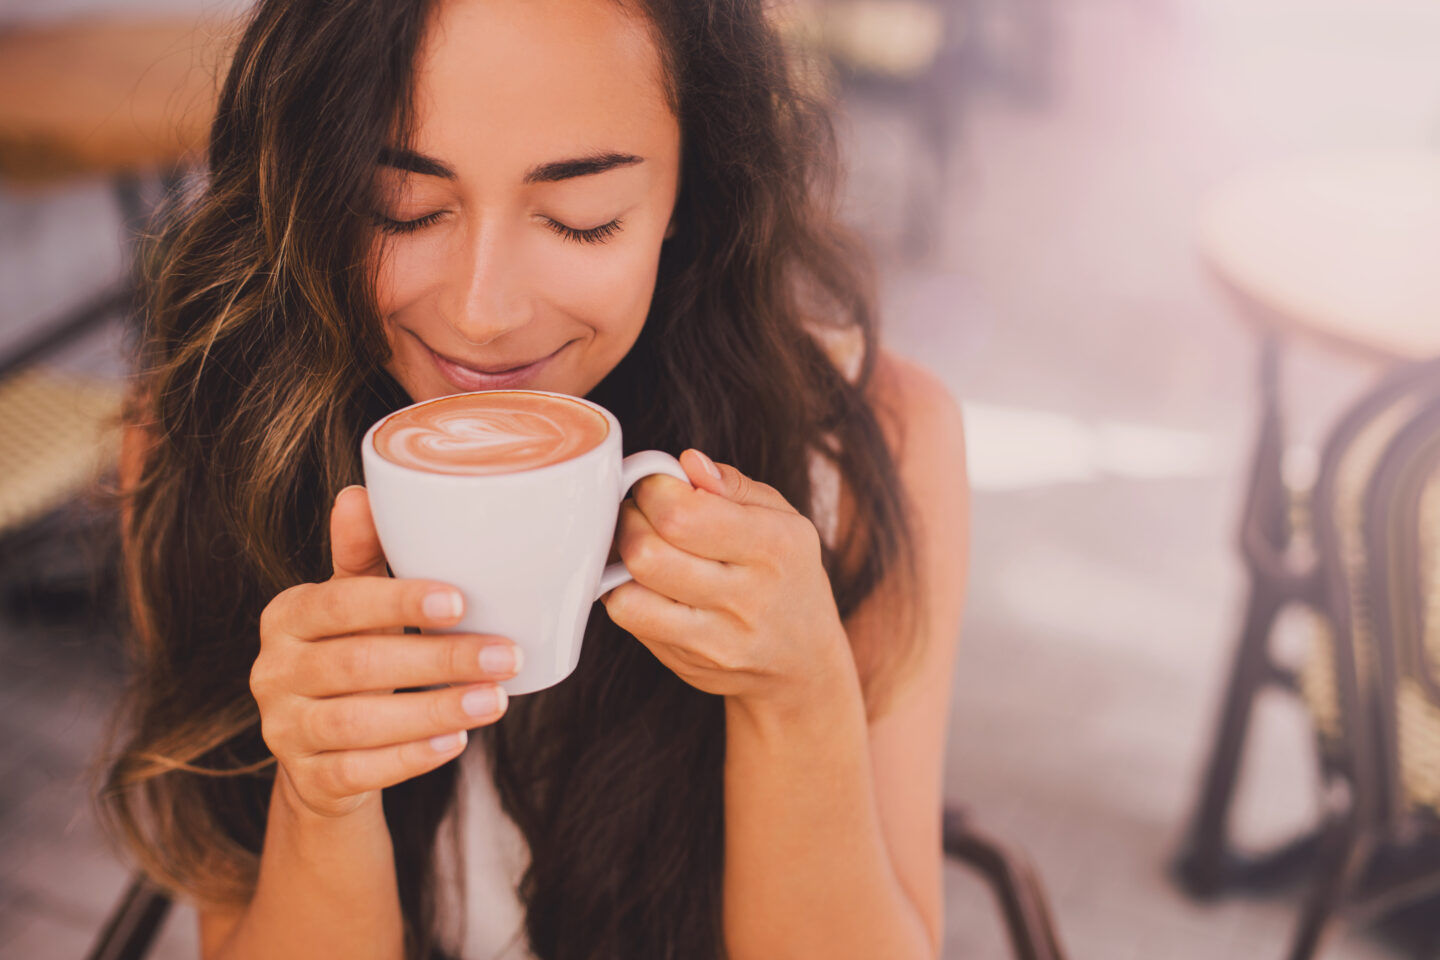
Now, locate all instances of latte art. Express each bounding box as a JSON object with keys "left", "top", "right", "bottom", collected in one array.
[{"left": 374, "top": 391, "right": 609, "bottom": 475}]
